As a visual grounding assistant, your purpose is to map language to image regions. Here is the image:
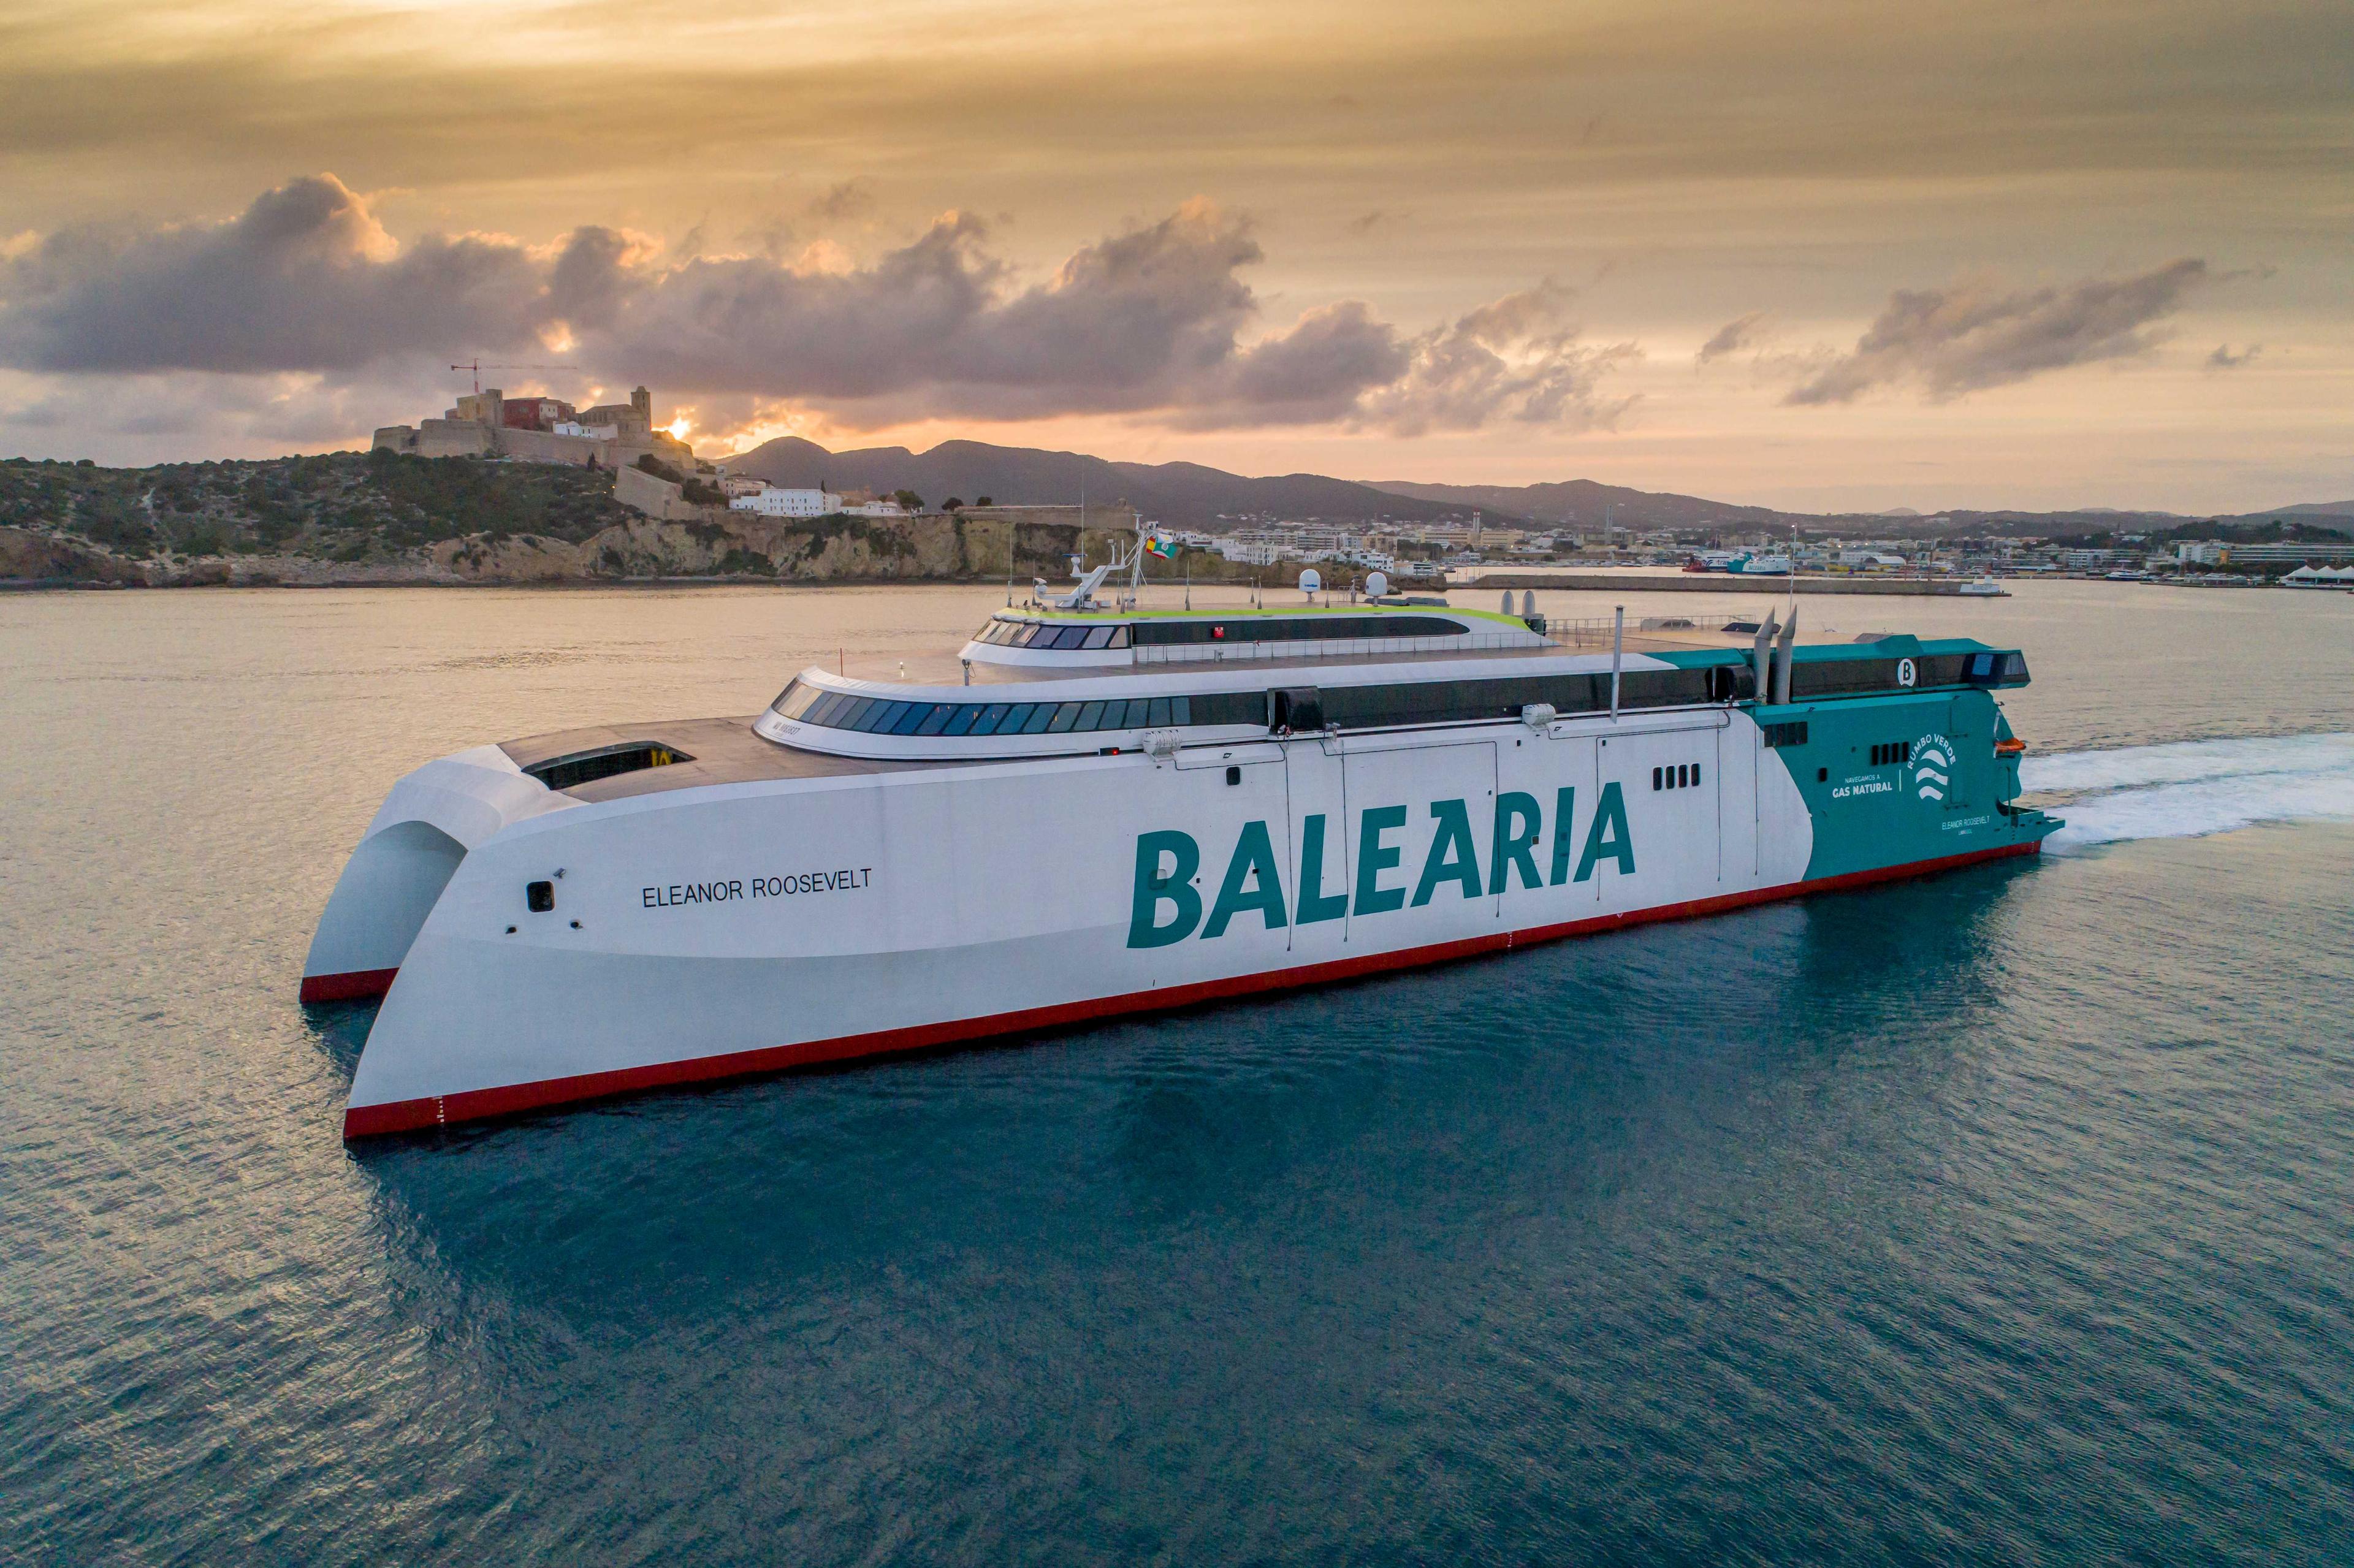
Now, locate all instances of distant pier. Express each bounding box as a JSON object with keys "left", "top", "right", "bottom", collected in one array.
[{"left": 1460, "top": 573, "right": 1995, "bottom": 596}]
